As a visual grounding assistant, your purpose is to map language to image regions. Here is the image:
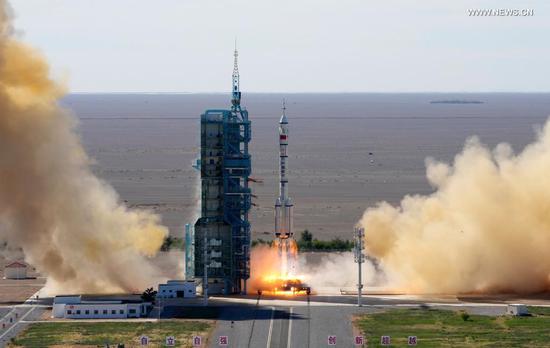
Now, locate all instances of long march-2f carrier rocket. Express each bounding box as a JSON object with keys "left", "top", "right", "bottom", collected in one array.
[{"left": 274, "top": 101, "right": 297, "bottom": 275}]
